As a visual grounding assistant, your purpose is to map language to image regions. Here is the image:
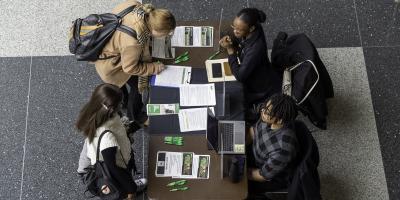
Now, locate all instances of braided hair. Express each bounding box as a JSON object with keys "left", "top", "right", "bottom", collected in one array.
[{"left": 262, "top": 94, "right": 298, "bottom": 125}]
